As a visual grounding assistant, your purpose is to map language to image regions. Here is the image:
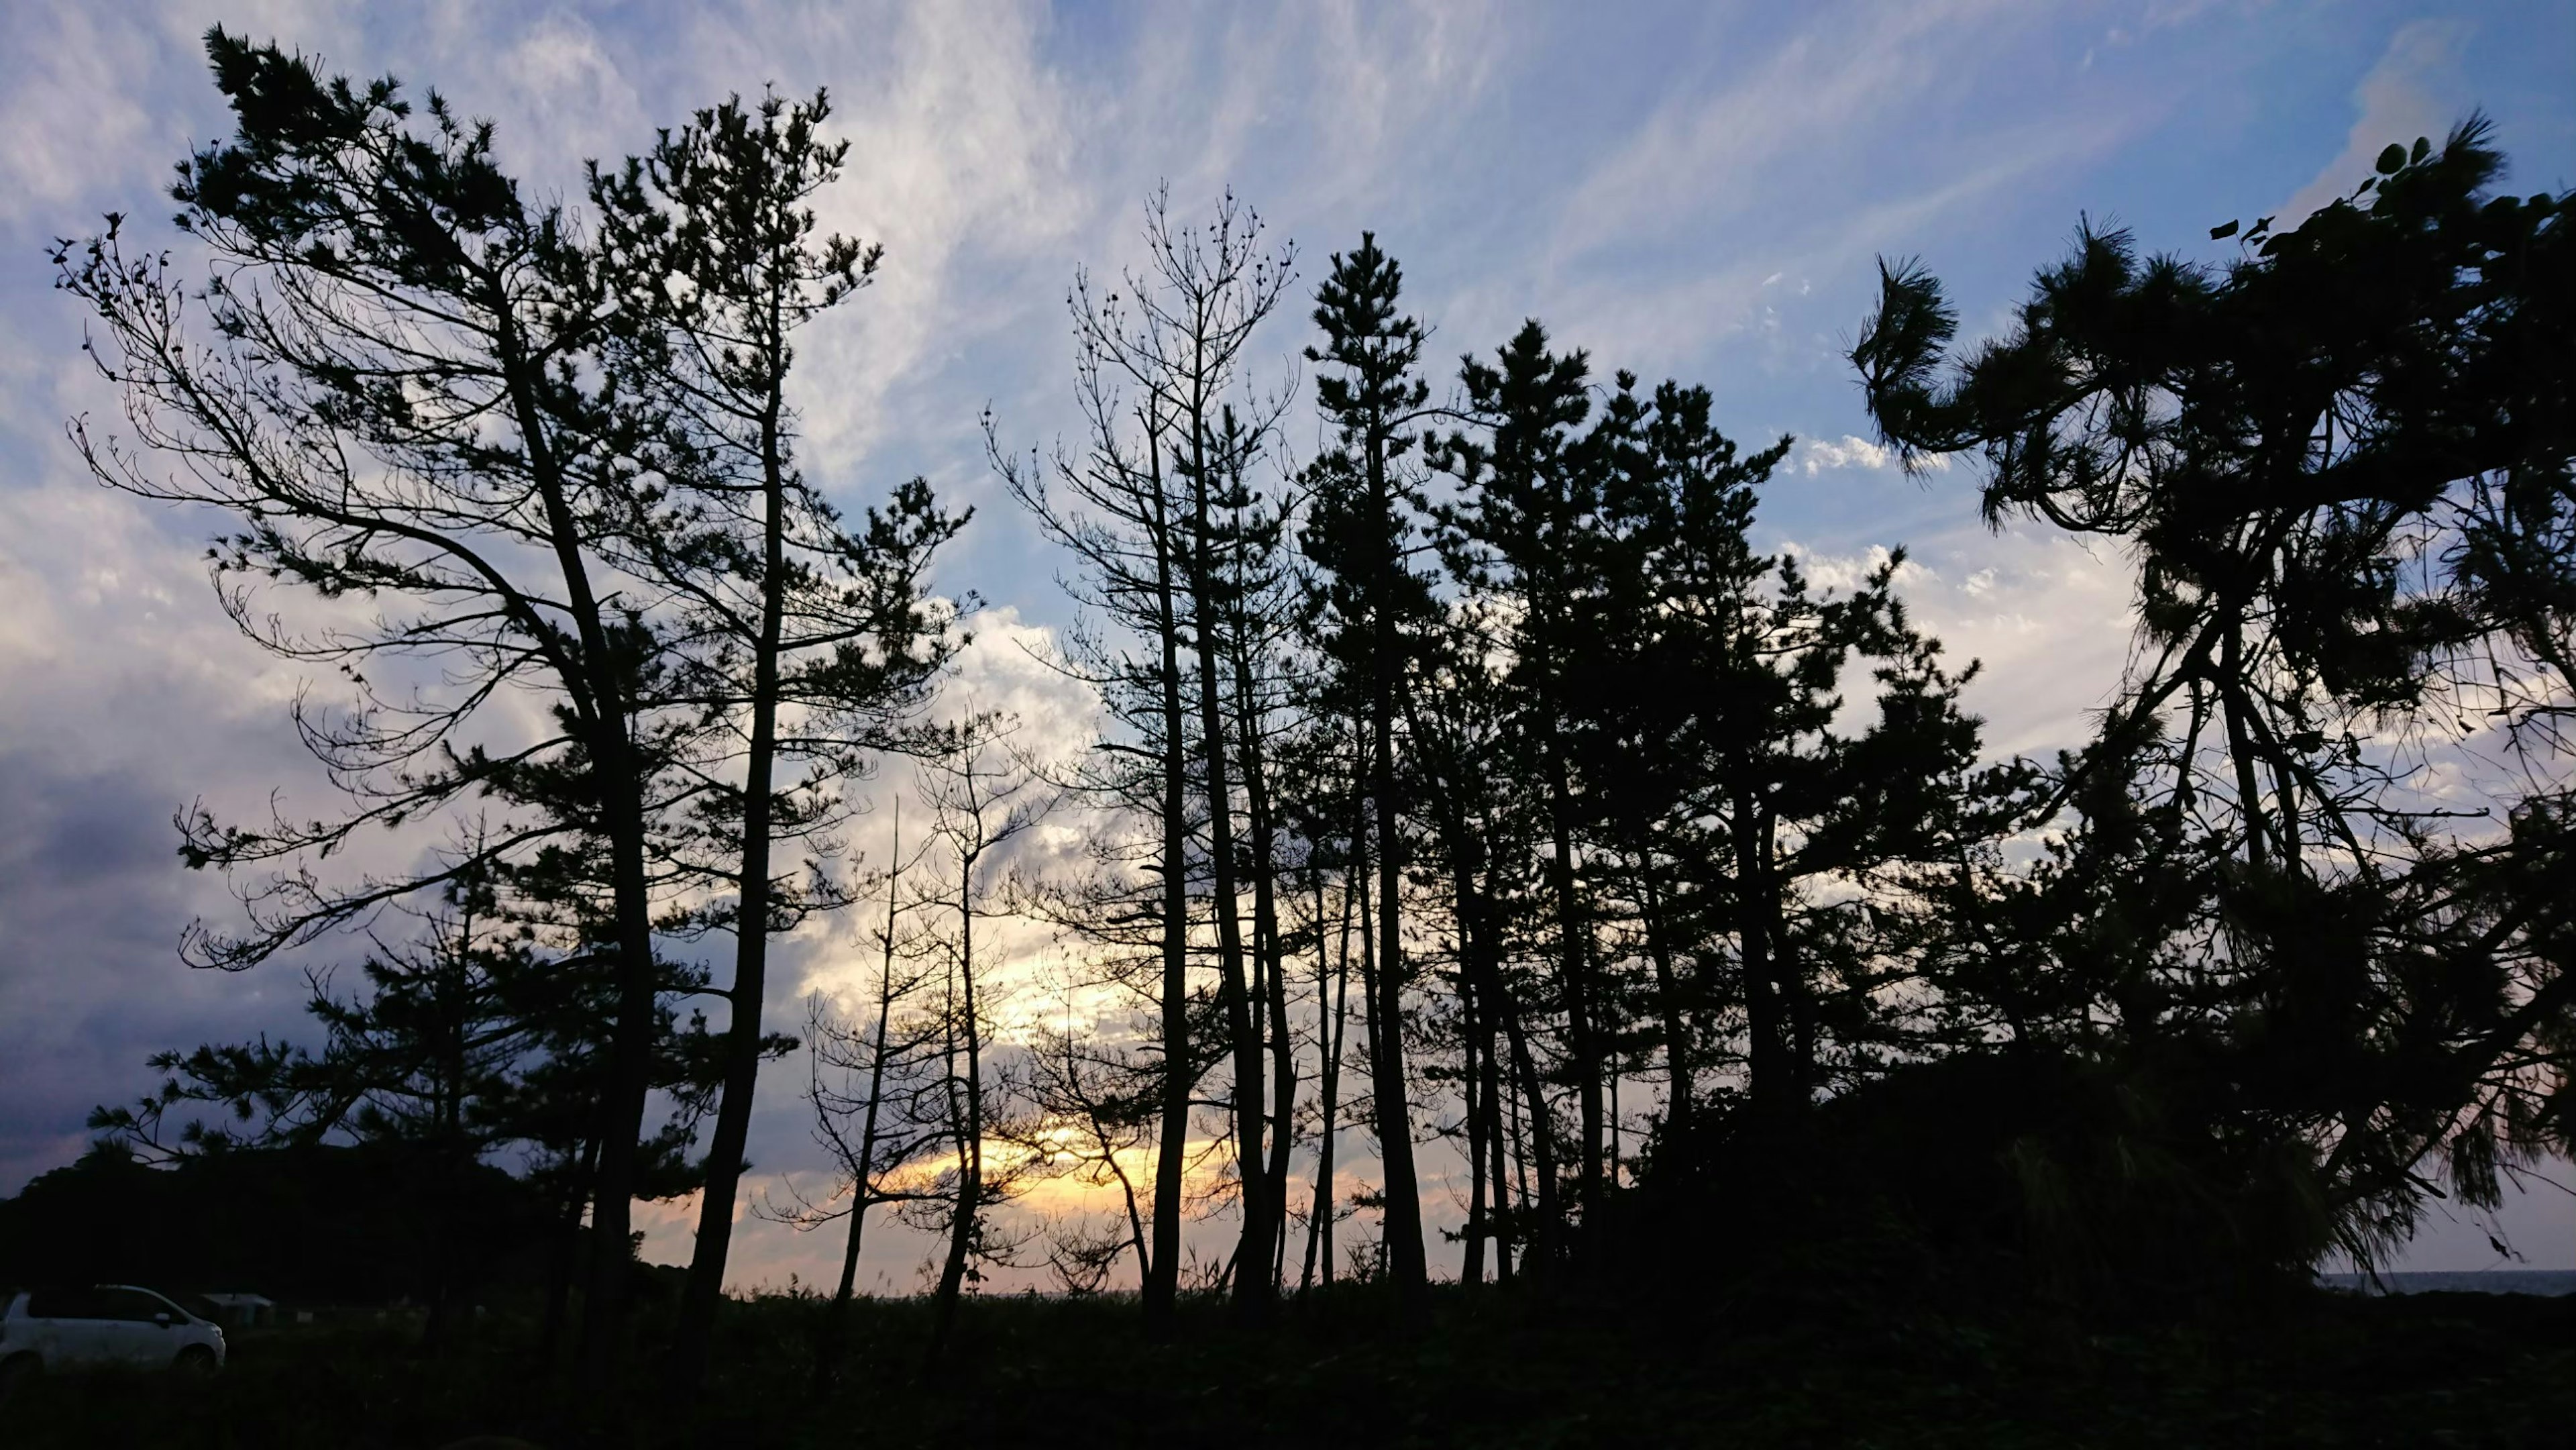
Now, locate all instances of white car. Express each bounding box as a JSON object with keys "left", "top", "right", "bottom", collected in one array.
[{"left": 0, "top": 1285, "right": 227, "bottom": 1383}]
